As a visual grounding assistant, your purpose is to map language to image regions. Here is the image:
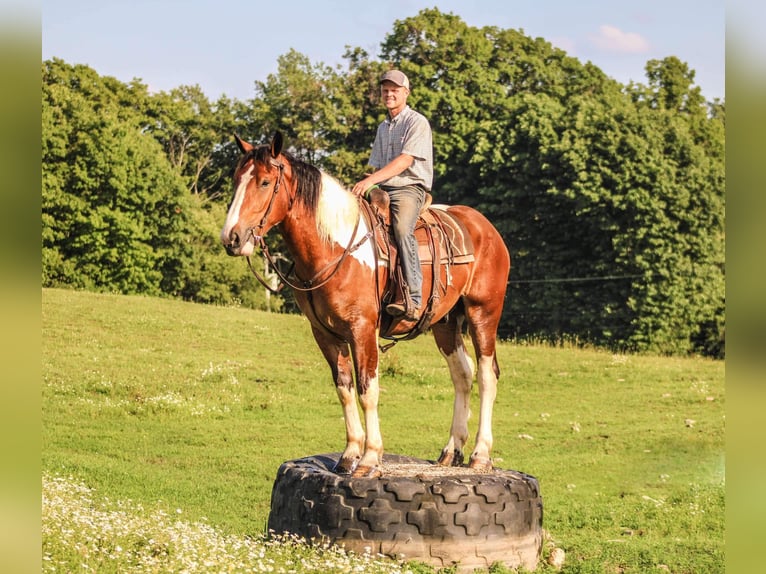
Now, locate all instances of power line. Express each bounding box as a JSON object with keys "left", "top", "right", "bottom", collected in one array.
[{"left": 508, "top": 274, "right": 647, "bottom": 285}]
